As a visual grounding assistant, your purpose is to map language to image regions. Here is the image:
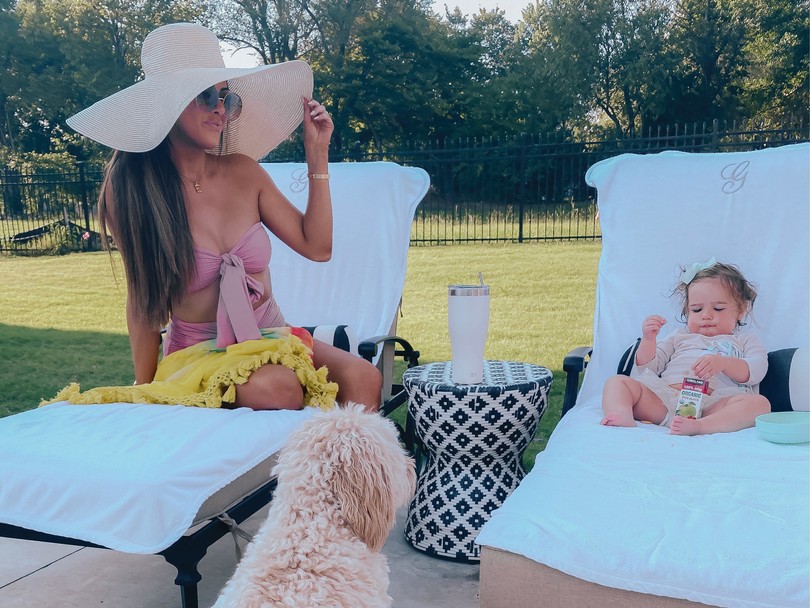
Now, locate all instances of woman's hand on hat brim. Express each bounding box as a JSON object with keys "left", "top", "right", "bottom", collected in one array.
[{"left": 302, "top": 97, "right": 333, "bottom": 154}]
